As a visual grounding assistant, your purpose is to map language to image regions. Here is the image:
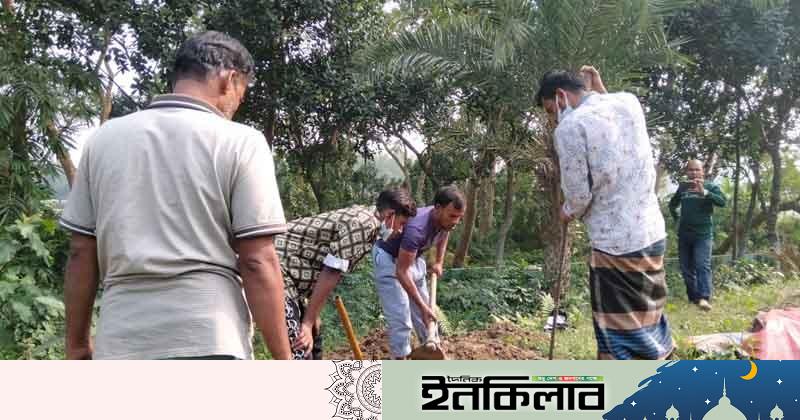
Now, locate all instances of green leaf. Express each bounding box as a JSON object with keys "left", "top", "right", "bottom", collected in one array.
[
  {"left": 34, "top": 296, "right": 65, "bottom": 313},
  {"left": 0, "top": 282, "right": 17, "bottom": 299},
  {"left": 2, "top": 266, "right": 21, "bottom": 282},
  {"left": 10, "top": 302, "right": 34, "bottom": 324},
  {"left": 0, "top": 325, "right": 15, "bottom": 348},
  {"left": 0, "top": 239, "right": 20, "bottom": 265}
]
